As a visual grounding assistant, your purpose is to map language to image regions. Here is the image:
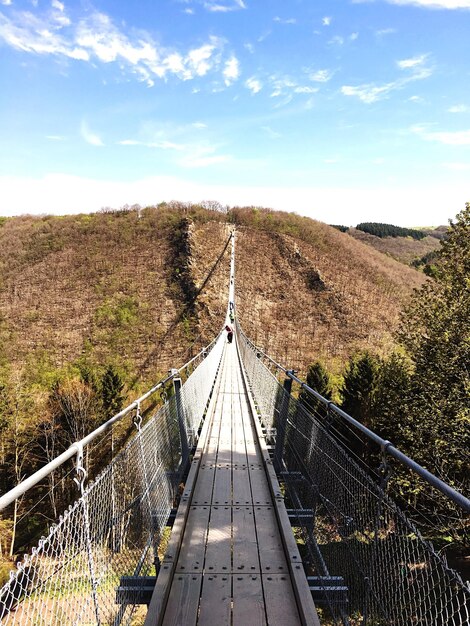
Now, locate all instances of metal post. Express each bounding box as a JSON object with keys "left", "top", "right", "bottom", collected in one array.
[
  {"left": 171, "top": 369, "right": 189, "bottom": 468},
  {"left": 274, "top": 372, "right": 293, "bottom": 473}
]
